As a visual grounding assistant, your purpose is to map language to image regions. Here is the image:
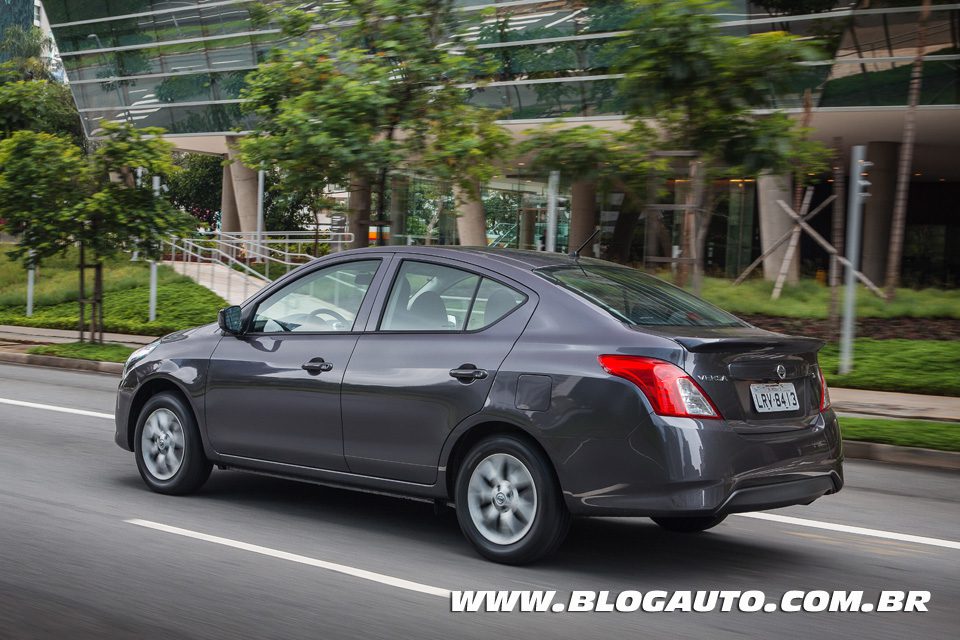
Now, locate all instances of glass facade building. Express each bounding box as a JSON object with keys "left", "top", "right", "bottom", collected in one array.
[
  {"left": 42, "top": 1, "right": 960, "bottom": 284},
  {"left": 43, "top": 1, "right": 960, "bottom": 135}
]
